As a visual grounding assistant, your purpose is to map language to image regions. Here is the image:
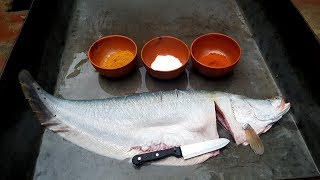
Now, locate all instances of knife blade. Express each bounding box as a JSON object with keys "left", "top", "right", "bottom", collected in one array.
[{"left": 132, "top": 138, "right": 229, "bottom": 166}]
